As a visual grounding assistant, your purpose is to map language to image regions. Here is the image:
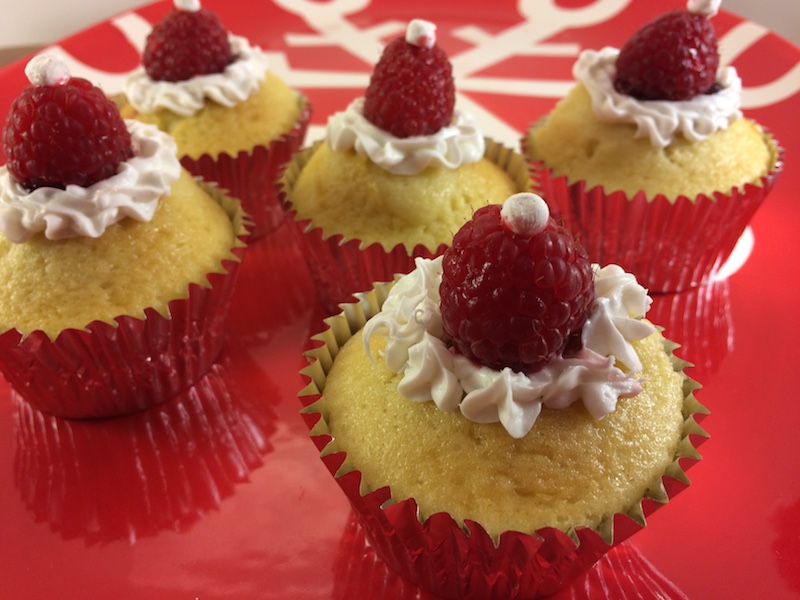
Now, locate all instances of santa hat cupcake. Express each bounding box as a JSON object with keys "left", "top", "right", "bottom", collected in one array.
[{"left": 523, "top": 0, "right": 781, "bottom": 292}]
